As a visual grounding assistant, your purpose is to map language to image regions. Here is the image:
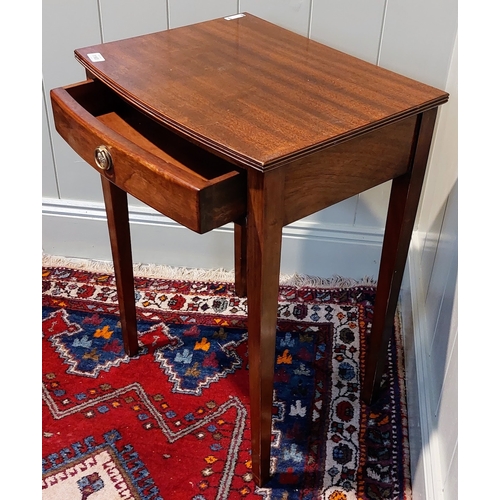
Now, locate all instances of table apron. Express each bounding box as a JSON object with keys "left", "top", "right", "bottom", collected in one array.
[{"left": 282, "top": 114, "right": 418, "bottom": 225}]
